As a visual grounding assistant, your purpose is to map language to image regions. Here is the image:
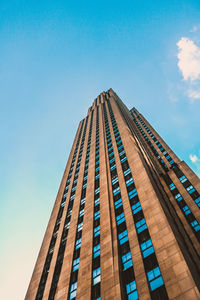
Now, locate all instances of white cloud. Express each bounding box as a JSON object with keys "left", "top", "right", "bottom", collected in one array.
[
  {"left": 188, "top": 89, "right": 200, "bottom": 102},
  {"left": 189, "top": 154, "right": 199, "bottom": 163},
  {"left": 188, "top": 90, "right": 200, "bottom": 99},
  {"left": 177, "top": 37, "right": 200, "bottom": 81}
]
